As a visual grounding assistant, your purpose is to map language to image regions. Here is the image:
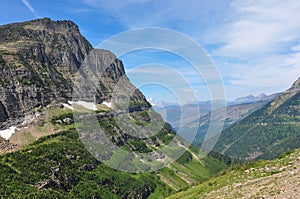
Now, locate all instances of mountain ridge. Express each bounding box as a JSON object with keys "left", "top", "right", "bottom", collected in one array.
[
  {"left": 214, "top": 76, "right": 300, "bottom": 160},
  {"left": 0, "top": 18, "right": 149, "bottom": 130}
]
